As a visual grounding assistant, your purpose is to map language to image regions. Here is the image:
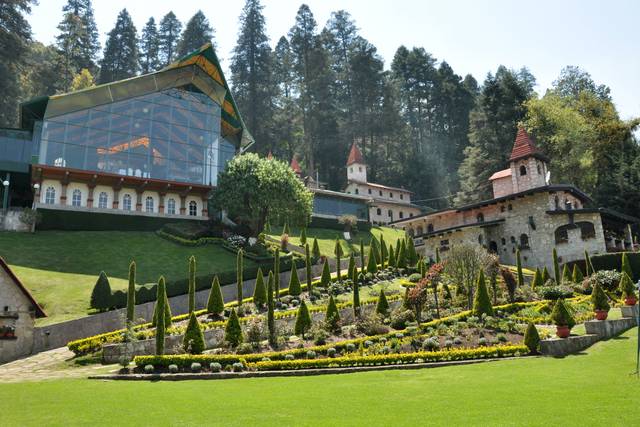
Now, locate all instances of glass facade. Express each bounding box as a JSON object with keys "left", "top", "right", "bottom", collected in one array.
[
  {"left": 37, "top": 86, "right": 236, "bottom": 186},
  {"left": 0, "top": 129, "right": 33, "bottom": 166},
  {"left": 313, "top": 193, "right": 368, "bottom": 220}
]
